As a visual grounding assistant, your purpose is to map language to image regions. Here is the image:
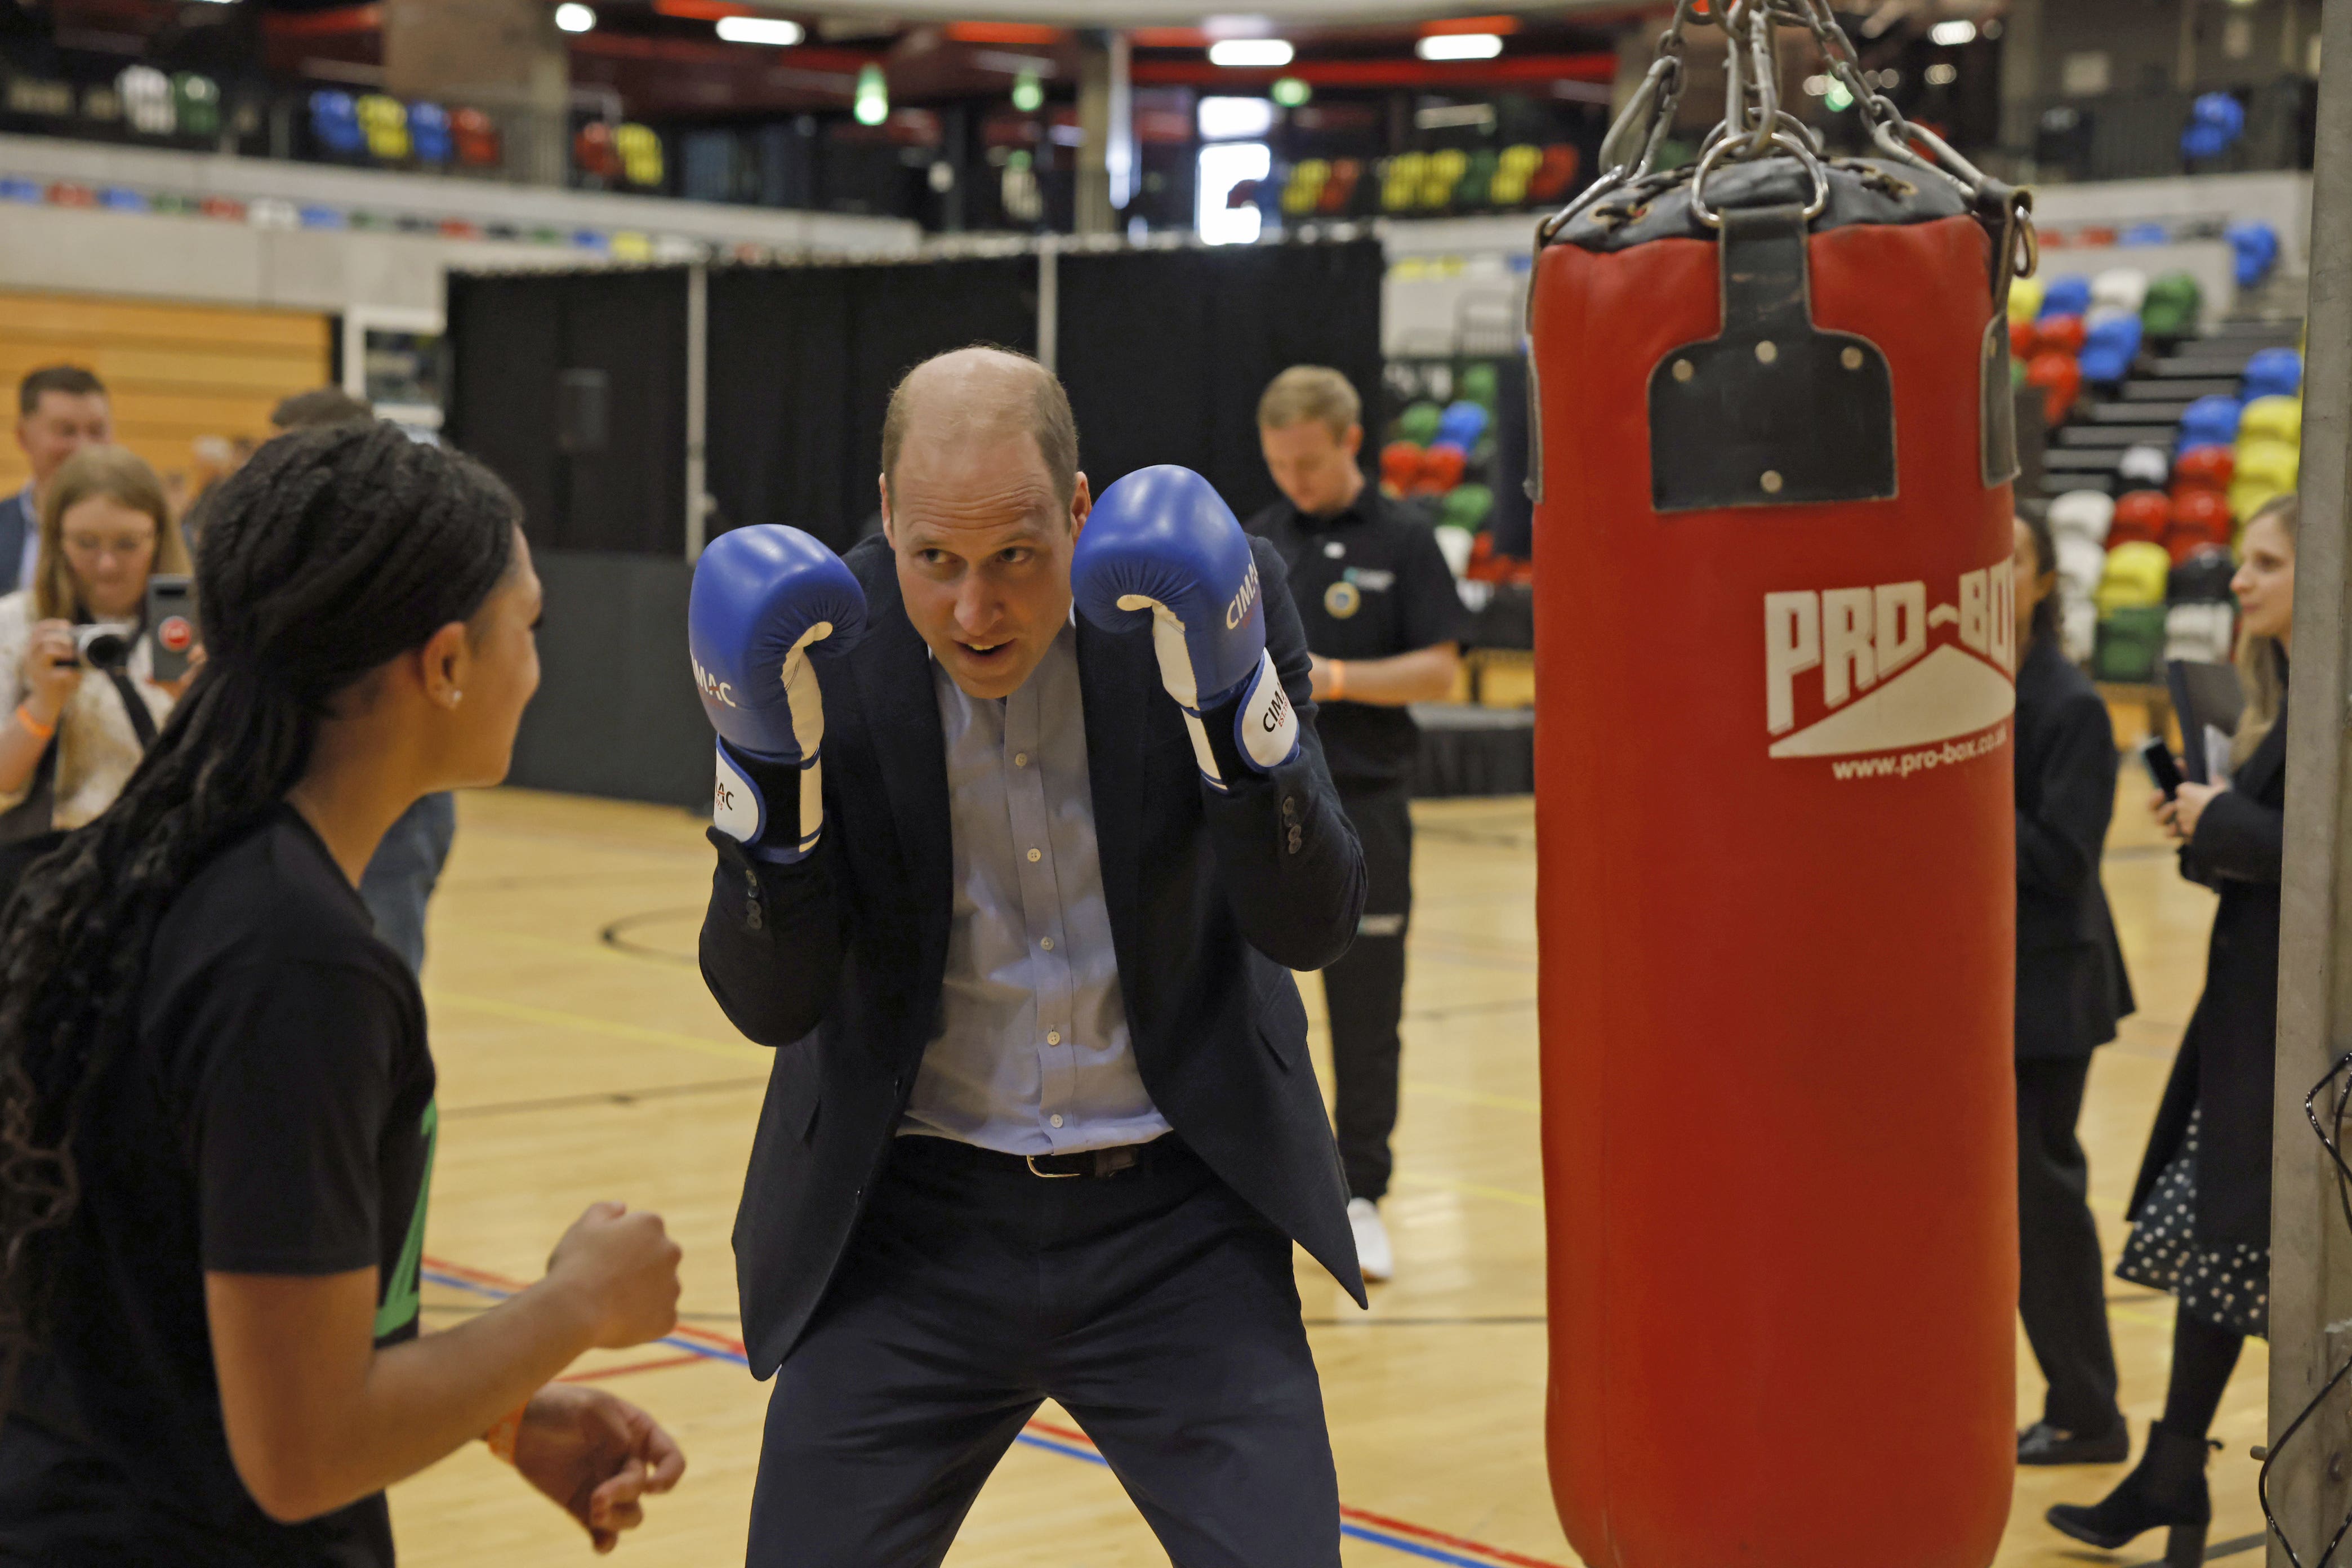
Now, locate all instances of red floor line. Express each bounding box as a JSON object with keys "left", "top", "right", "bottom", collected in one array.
[
  {"left": 1021, "top": 1419, "right": 1571, "bottom": 1568},
  {"left": 559, "top": 1353, "right": 707, "bottom": 1383},
  {"left": 424, "top": 1256, "right": 1565, "bottom": 1568}
]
